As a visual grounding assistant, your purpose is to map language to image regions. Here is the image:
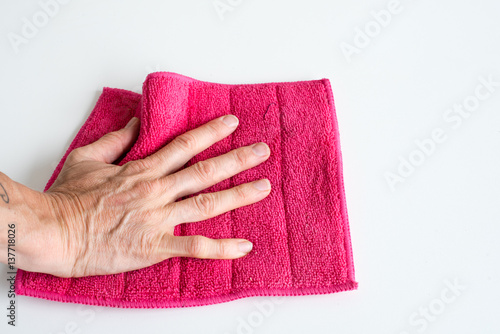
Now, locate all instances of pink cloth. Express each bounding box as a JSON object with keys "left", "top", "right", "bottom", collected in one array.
[{"left": 15, "top": 72, "right": 357, "bottom": 308}]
